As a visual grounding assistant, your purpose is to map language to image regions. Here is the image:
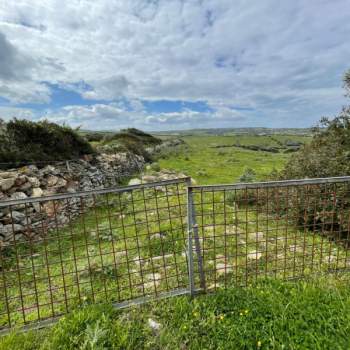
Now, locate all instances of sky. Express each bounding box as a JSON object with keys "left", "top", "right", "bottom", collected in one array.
[{"left": 0, "top": 0, "right": 349, "bottom": 131}]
